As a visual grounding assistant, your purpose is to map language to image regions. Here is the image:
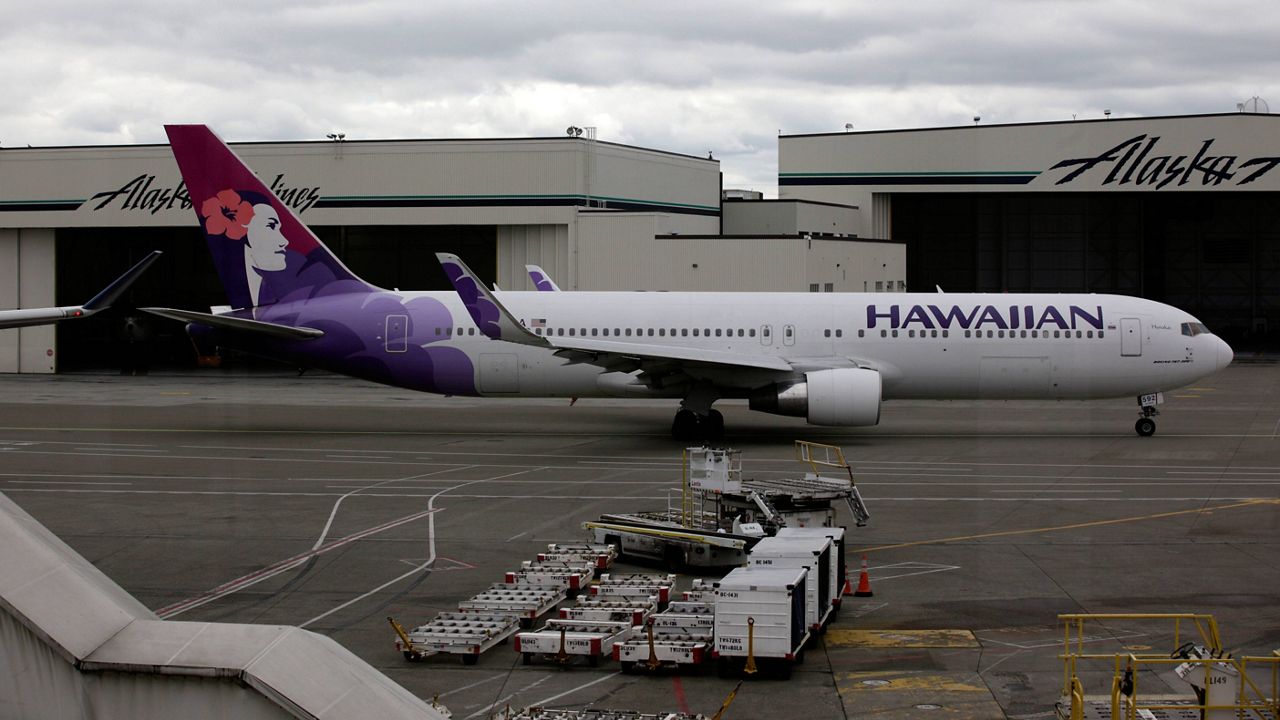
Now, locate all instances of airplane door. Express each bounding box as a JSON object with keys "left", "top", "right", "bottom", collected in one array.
[
  {"left": 385, "top": 314, "right": 408, "bottom": 353},
  {"left": 1120, "top": 318, "right": 1142, "bottom": 357},
  {"left": 760, "top": 324, "right": 773, "bottom": 346},
  {"left": 783, "top": 324, "right": 796, "bottom": 347},
  {"left": 479, "top": 353, "right": 519, "bottom": 393}
]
